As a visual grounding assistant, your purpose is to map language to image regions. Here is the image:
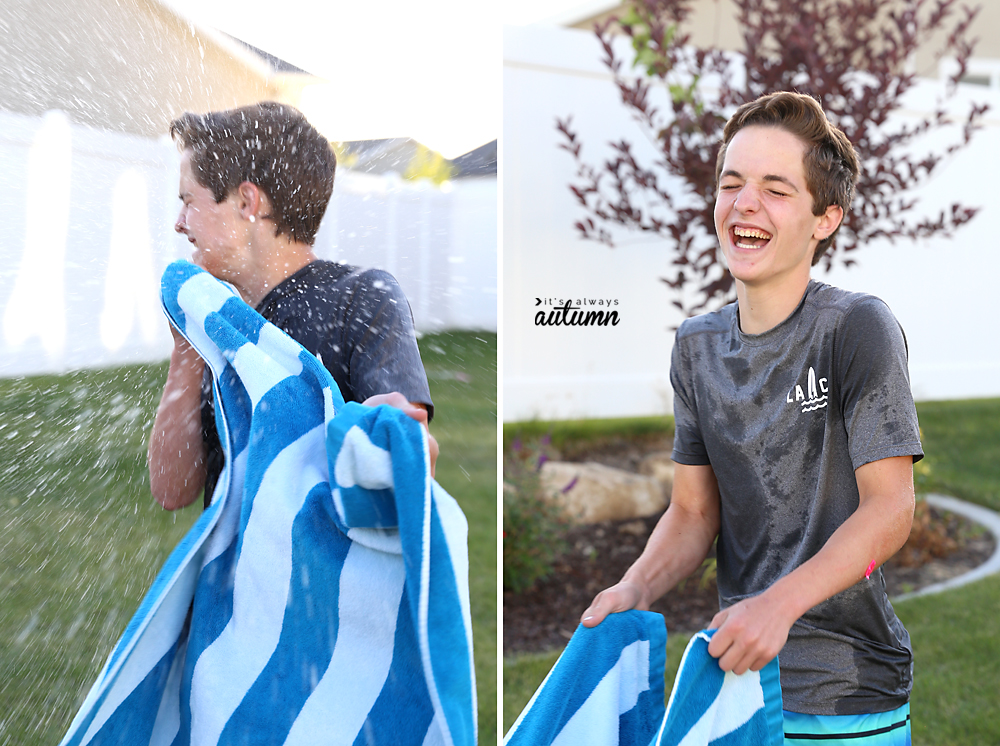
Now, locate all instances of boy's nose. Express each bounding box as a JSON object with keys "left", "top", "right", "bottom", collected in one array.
[{"left": 734, "top": 185, "right": 760, "bottom": 213}]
